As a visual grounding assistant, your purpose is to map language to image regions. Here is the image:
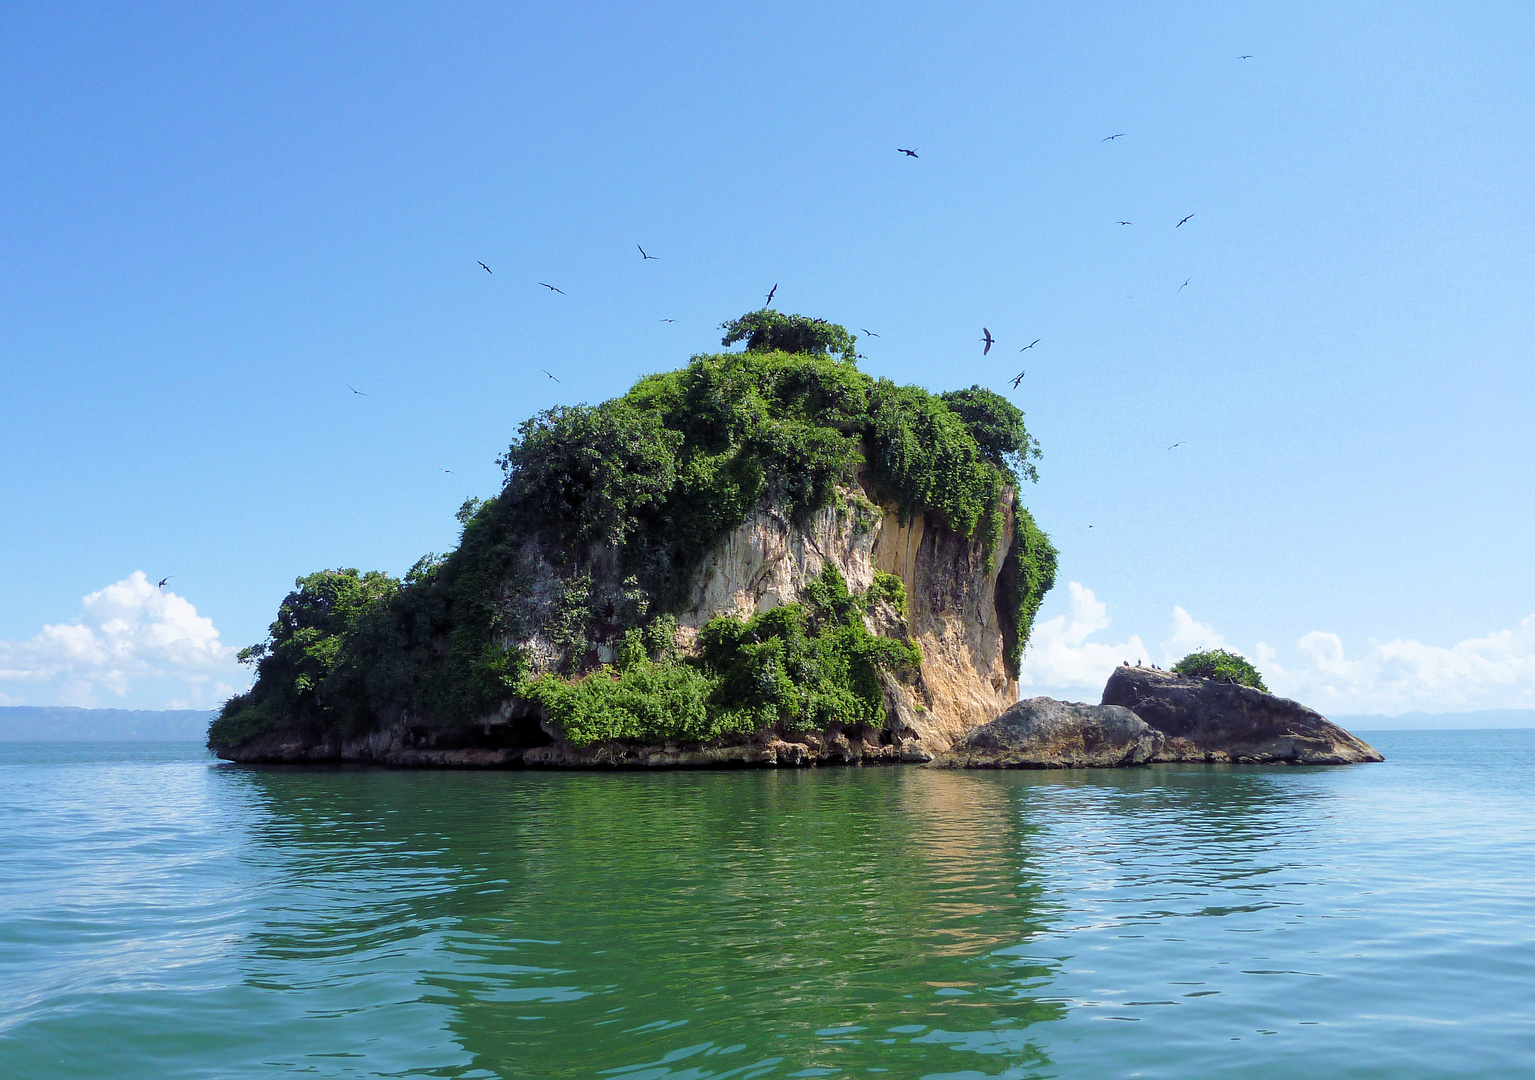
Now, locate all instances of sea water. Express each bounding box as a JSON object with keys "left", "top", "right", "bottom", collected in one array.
[{"left": 0, "top": 731, "right": 1530, "bottom": 1078}]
